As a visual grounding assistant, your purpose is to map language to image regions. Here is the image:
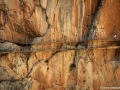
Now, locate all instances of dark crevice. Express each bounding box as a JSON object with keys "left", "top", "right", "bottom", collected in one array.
[
  {"left": 26, "top": 59, "right": 41, "bottom": 77},
  {"left": 69, "top": 50, "right": 77, "bottom": 71},
  {"left": 83, "top": 0, "right": 103, "bottom": 40},
  {"left": 38, "top": 2, "right": 51, "bottom": 37},
  {"left": 45, "top": 60, "right": 49, "bottom": 64},
  {"left": 46, "top": 51, "right": 60, "bottom": 62},
  {"left": 24, "top": 53, "right": 31, "bottom": 71},
  {"left": 69, "top": 63, "right": 76, "bottom": 71},
  {"left": 0, "top": 79, "right": 20, "bottom": 83},
  {"left": 15, "top": 43, "right": 31, "bottom": 47},
  {"left": 92, "top": 0, "right": 105, "bottom": 23},
  {"left": 0, "top": 53, "right": 8, "bottom": 57}
]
